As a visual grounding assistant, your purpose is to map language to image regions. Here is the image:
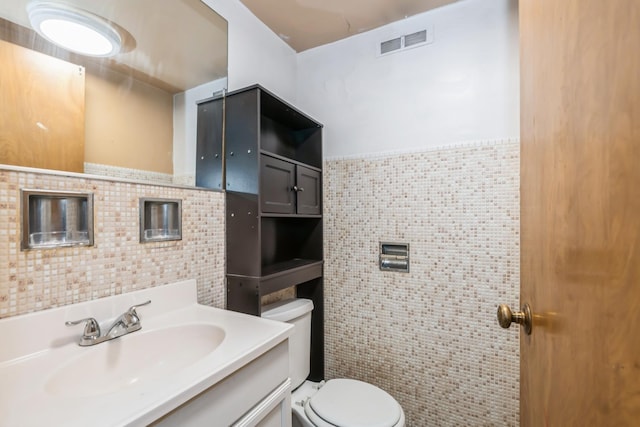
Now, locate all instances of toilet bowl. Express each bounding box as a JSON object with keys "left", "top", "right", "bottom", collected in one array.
[
  {"left": 291, "top": 379, "right": 405, "bottom": 427},
  {"left": 262, "top": 299, "right": 405, "bottom": 427}
]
